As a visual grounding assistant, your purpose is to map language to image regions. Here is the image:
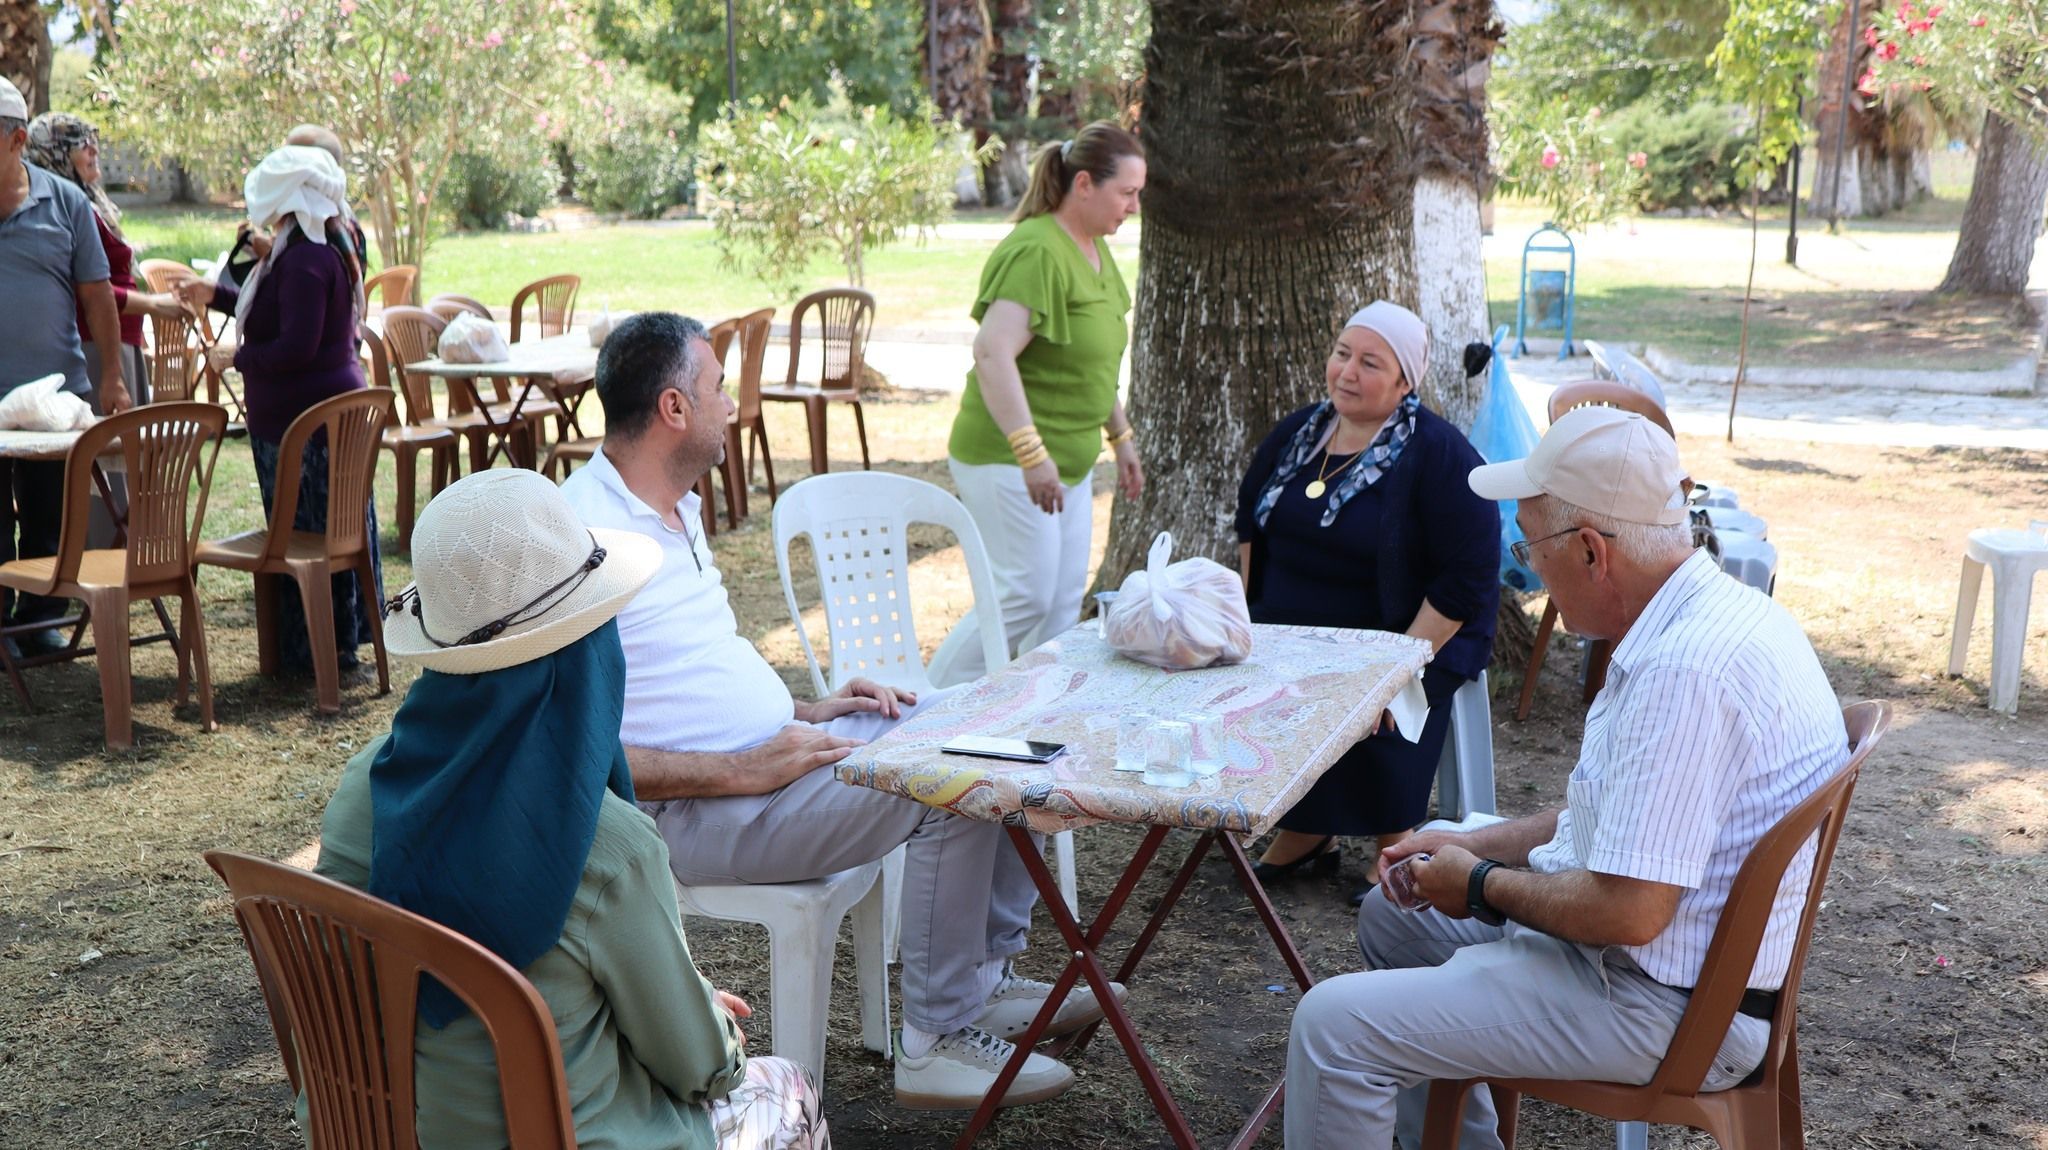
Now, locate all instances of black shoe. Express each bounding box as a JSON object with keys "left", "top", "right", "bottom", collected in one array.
[
  {"left": 10, "top": 626, "right": 69, "bottom": 659},
  {"left": 1348, "top": 883, "right": 1376, "bottom": 908},
  {"left": 1251, "top": 836, "right": 1339, "bottom": 883}
]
